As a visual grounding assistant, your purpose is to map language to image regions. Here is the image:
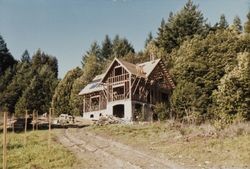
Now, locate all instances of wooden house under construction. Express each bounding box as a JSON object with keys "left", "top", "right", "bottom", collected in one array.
[{"left": 79, "top": 57, "right": 175, "bottom": 121}]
